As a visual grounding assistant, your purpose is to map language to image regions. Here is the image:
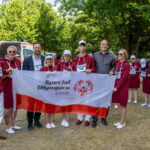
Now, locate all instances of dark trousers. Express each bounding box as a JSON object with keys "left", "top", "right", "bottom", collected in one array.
[
  {"left": 27, "top": 111, "right": 41, "bottom": 124},
  {"left": 93, "top": 107, "right": 109, "bottom": 121}
]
